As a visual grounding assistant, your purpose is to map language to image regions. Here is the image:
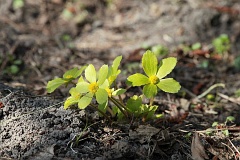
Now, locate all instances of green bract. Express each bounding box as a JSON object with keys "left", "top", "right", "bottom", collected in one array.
[
  {"left": 46, "top": 66, "right": 86, "bottom": 93},
  {"left": 127, "top": 50, "right": 181, "bottom": 98},
  {"left": 108, "top": 56, "right": 122, "bottom": 85}
]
